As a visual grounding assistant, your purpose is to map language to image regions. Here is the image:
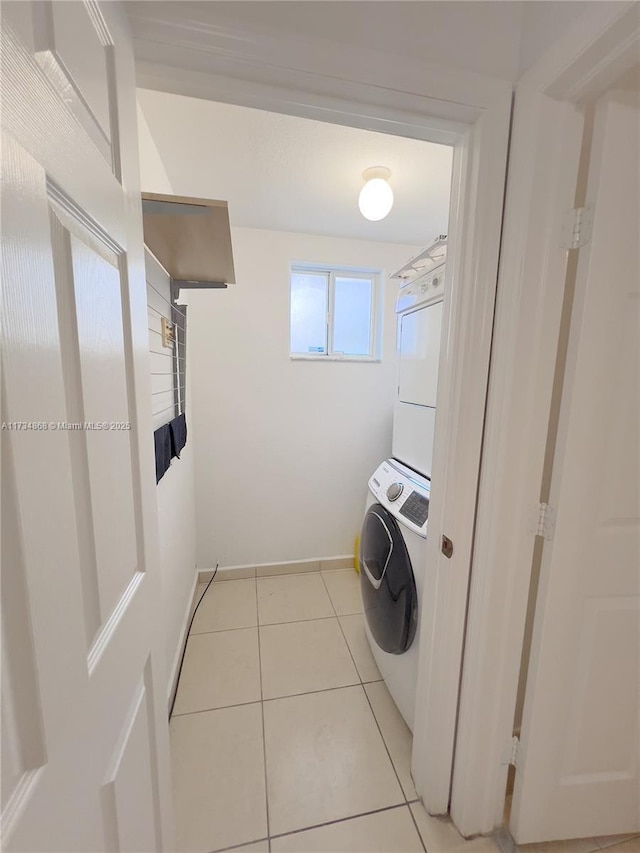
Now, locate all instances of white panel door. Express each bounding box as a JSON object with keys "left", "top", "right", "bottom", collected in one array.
[
  {"left": 510, "top": 82, "right": 640, "bottom": 842},
  {"left": 1, "top": 3, "right": 173, "bottom": 850},
  {"left": 398, "top": 302, "right": 444, "bottom": 407}
]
